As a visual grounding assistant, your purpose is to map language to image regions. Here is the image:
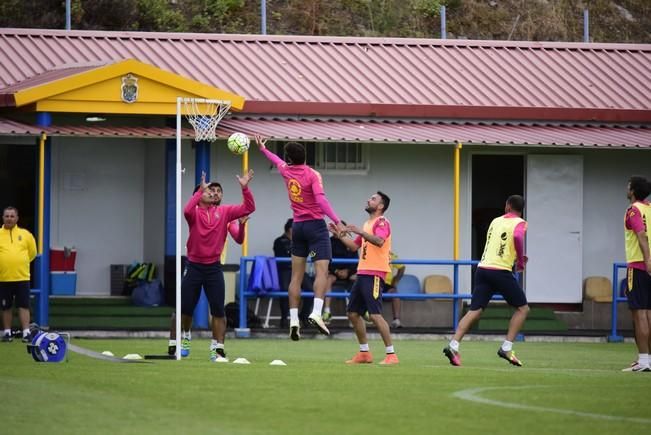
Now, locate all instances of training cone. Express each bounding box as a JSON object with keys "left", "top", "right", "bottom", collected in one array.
[
  {"left": 123, "top": 353, "right": 143, "bottom": 360},
  {"left": 269, "top": 359, "right": 287, "bottom": 366},
  {"left": 101, "top": 351, "right": 114, "bottom": 357},
  {"left": 232, "top": 357, "right": 250, "bottom": 365}
]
